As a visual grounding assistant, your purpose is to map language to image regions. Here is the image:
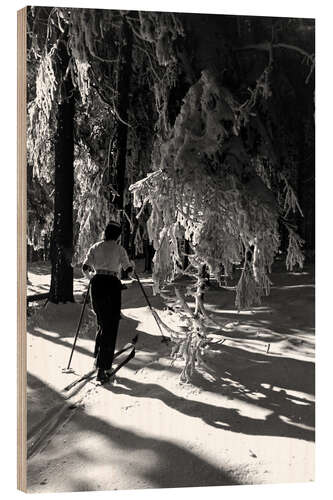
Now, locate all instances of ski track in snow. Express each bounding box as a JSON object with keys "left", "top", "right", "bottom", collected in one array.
[{"left": 26, "top": 261, "right": 315, "bottom": 493}]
